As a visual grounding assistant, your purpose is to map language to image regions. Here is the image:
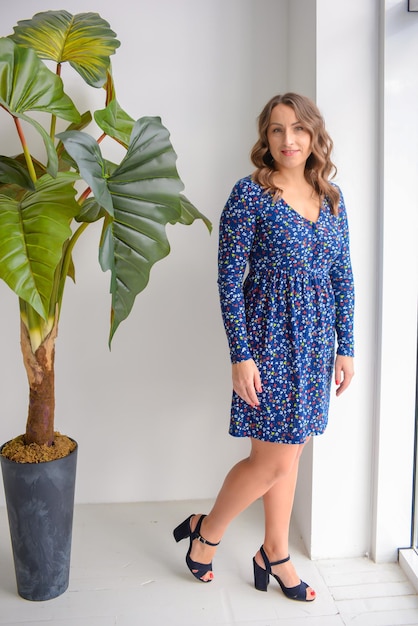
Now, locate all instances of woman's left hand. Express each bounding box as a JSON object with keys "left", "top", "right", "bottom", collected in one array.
[{"left": 334, "top": 355, "right": 354, "bottom": 396}]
